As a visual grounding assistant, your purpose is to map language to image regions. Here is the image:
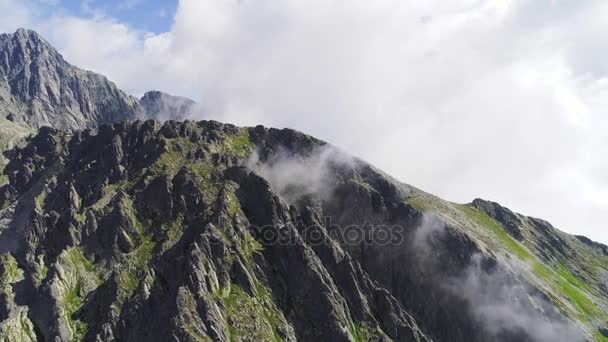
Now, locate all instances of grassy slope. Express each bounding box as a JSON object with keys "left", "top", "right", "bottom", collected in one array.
[{"left": 407, "top": 191, "right": 608, "bottom": 341}]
